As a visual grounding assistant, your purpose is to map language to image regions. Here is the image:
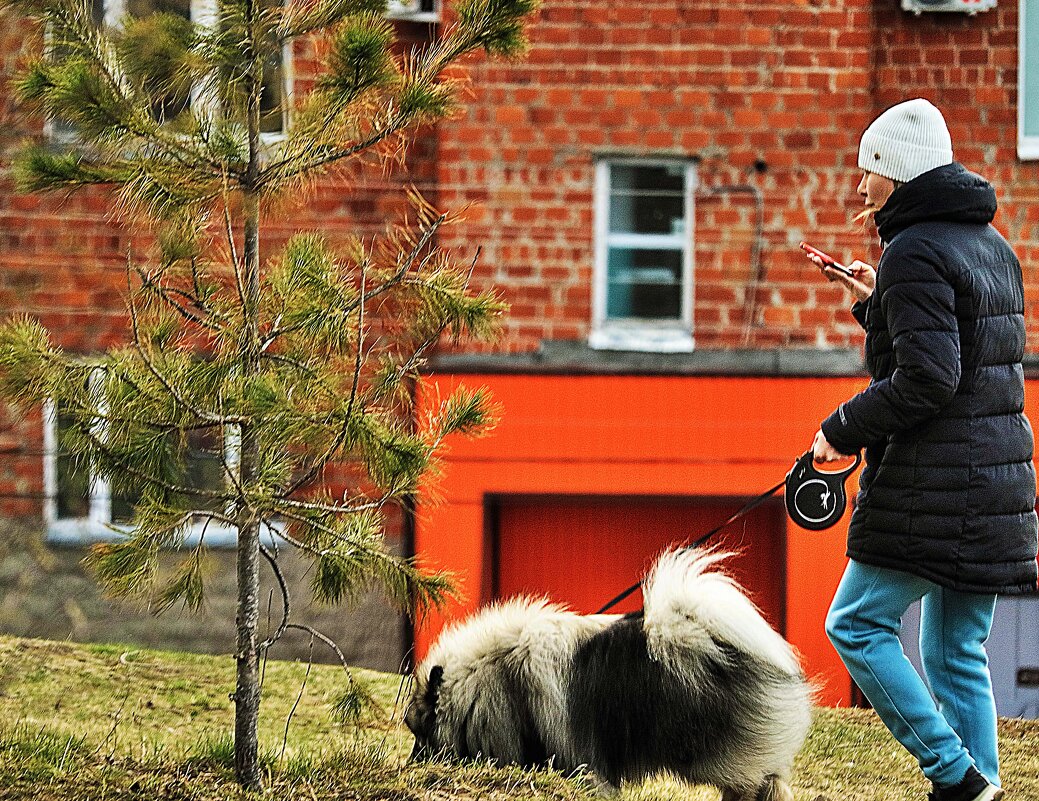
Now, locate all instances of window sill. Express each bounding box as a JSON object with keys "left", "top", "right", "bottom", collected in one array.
[
  {"left": 45, "top": 518, "right": 284, "bottom": 549},
  {"left": 385, "top": 10, "right": 439, "bottom": 22},
  {"left": 1019, "top": 139, "right": 1039, "bottom": 161},
  {"left": 589, "top": 326, "right": 694, "bottom": 353}
]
